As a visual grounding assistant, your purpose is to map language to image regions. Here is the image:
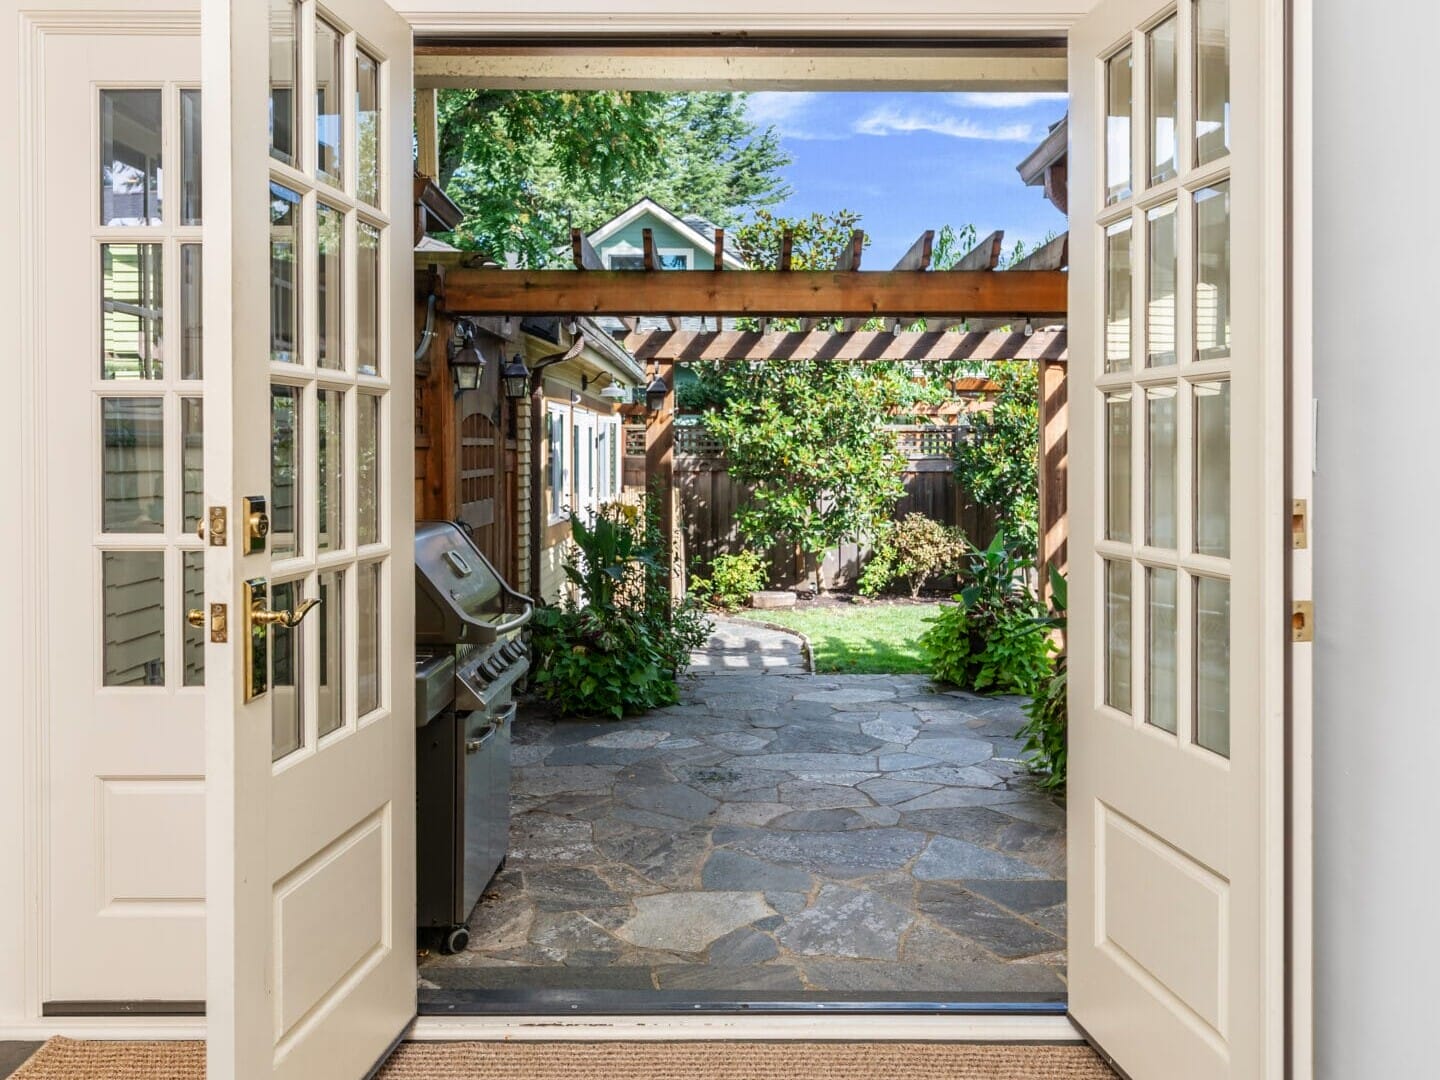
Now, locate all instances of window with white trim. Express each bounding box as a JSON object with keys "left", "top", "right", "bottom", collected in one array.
[{"left": 547, "top": 402, "right": 569, "bottom": 521}]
